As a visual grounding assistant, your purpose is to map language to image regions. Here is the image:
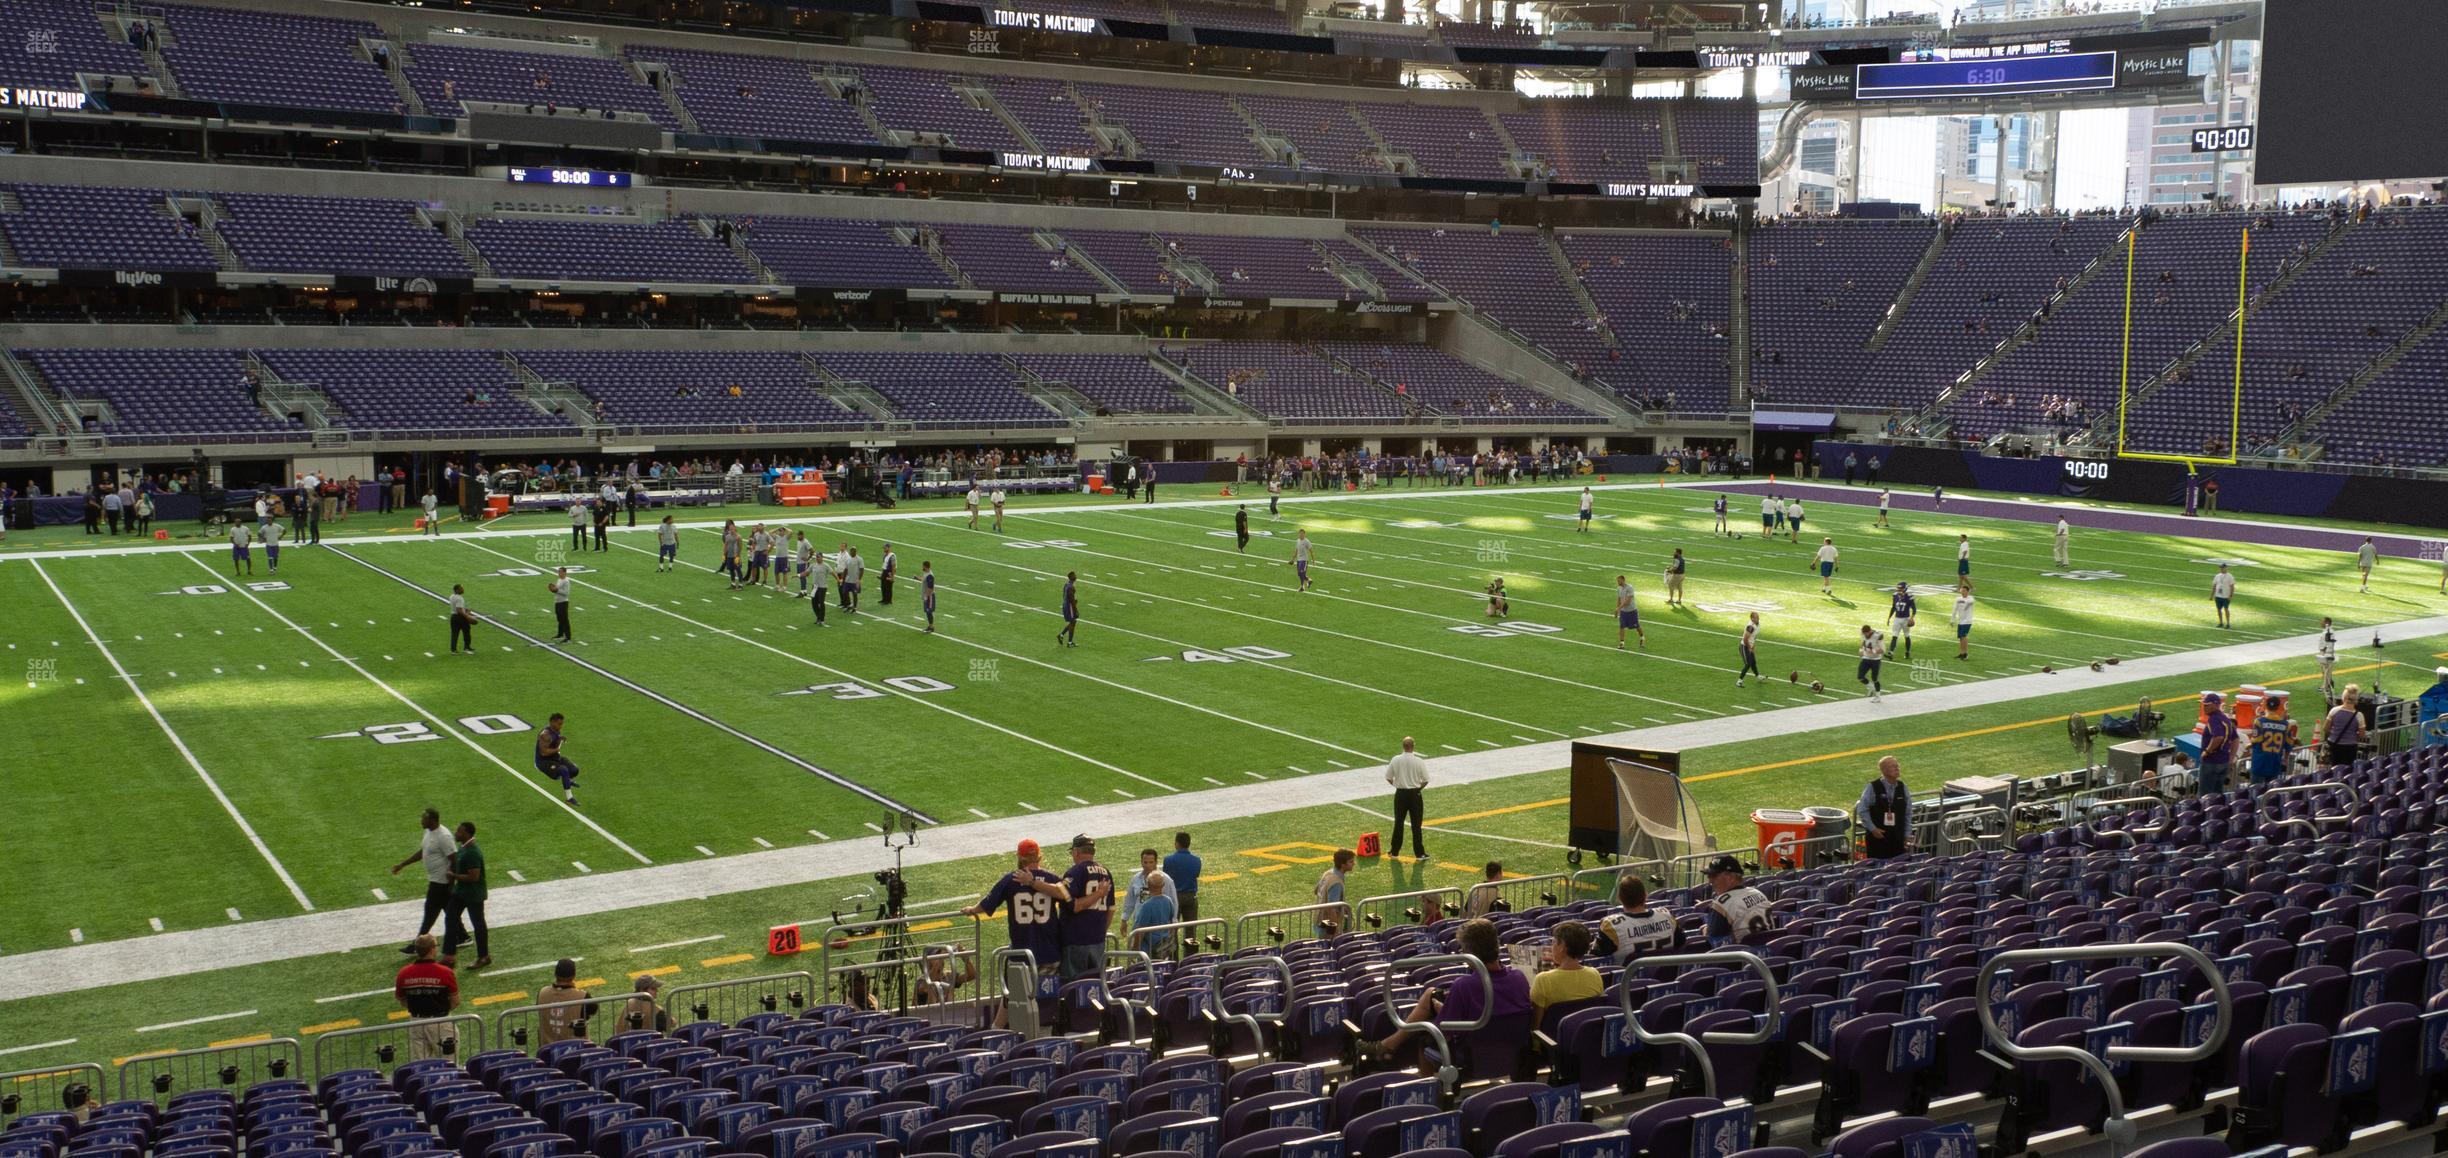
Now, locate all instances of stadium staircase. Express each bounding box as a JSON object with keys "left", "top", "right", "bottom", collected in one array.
[
  {"left": 1481, "top": 110, "right": 1527, "bottom": 176},
  {"left": 1339, "top": 230, "right": 1597, "bottom": 397},
  {"left": 2268, "top": 295, "right": 2448, "bottom": 458},
  {"left": 244, "top": 354, "right": 350, "bottom": 435},
  {"left": 1147, "top": 353, "right": 1268, "bottom": 419},
  {"left": 1863, "top": 216, "right": 1954, "bottom": 355},
  {"left": 0, "top": 349, "right": 75, "bottom": 442},
  {"left": 979, "top": 87, "right": 1046, "bottom": 154},
  {"left": 1540, "top": 228, "right": 1619, "bottom": 357},
  {"left": 891, "top": 226, "right": 973, "bottom": 289},
  {"left": 1004, "top": 359, "right": 1098, "bottom": 420},
  {"left": 638, "top": 61, "right": 700, "bottom": 133},
  {"left": 2072, "top": 212, "right": 2365, "bottom": 451},
  {"left": 432, "top": 209, "right": 496, "bottom": 278},
  {"left": 798, "top": 356, "right": 902, "bottom": 424},
  {"left": 1227, "top": 98, "right": 1293, "bottom": 167},
  {"left": 1352, "top": 111, "right": 1416, "bottom": 175},
  {"left": 108, "top": 9, "right": 185, "bottom": 100},
  {"left": 1153, "top": 239, "right": 1222, "bottom": 296},
  {"left": 1906, "top": 213, "right": 2139, "bottom": 437},
  {"left": 707, "top": 222, "right": 783, "bottom": 286},
  {"left": 374, "top": 43, "right": 427, "bottom": 116},
  {"left": 1437, "top": 313, "right": 1638, "bottom": 421},
  {"left": 498, "top": 355, "right": 606, "bottom": 432},
  {"left": 1040, "top": 231, "right": 1131, "bottom": 295},
  {"left": 1728, "top": 225, "right": 1752, "bottom": 405},
  {"left": 833, "top": 73, "right": 897, "bottom": 146},
  {"left": 1313, "top": 346, "right": 1440, "bottom": 418},
  {"left": 1311, "top": 241, "right": 1387, "bottom": 301},
  {"left": 188, "top": 197, "right": 246, "bottom": 273}
]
